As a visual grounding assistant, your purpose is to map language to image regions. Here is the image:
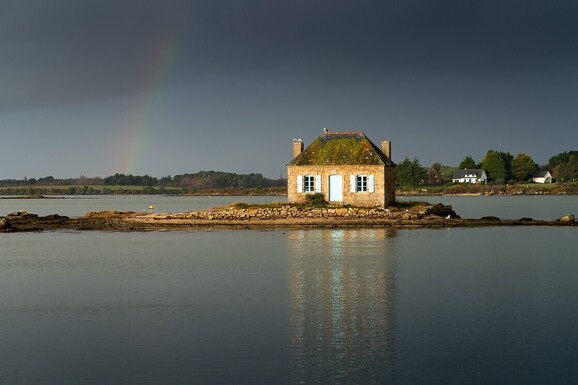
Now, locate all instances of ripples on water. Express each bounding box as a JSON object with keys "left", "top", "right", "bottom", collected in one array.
[{"left": 1, "top": 223, "right": 578, "bottom": 384}]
